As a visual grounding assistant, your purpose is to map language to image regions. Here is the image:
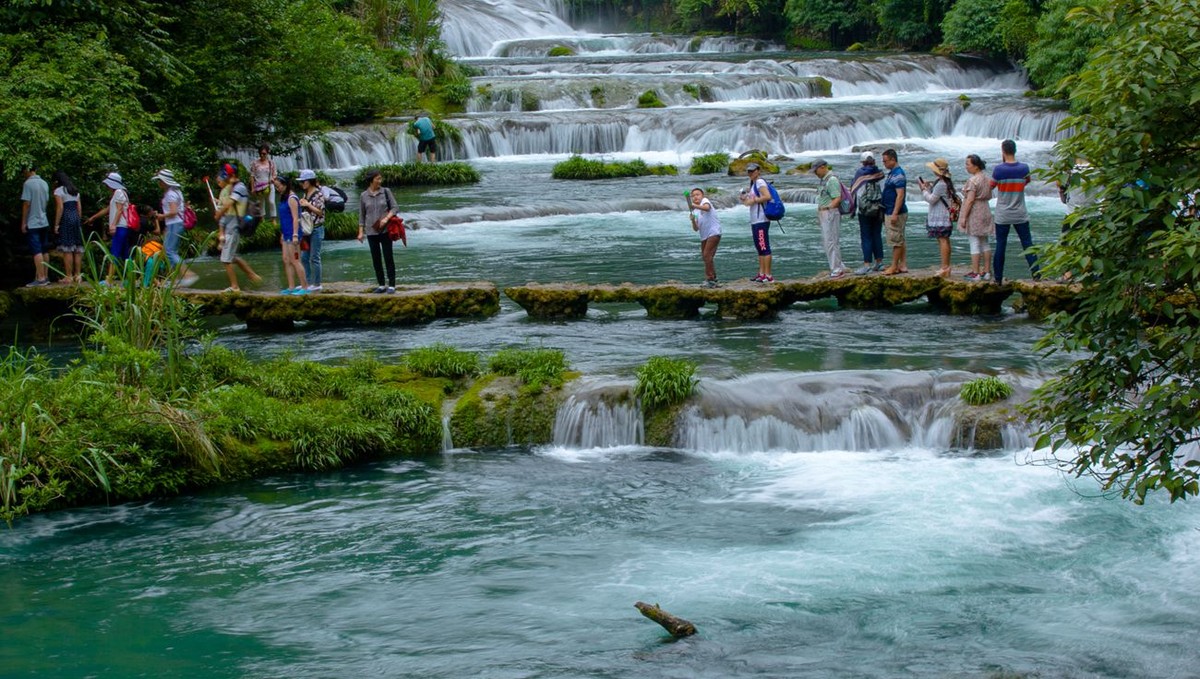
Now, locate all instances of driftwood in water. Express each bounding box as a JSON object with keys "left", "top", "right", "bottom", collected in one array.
[{"left": 634, "top": 601, "right": 697, "bottom": 638}]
